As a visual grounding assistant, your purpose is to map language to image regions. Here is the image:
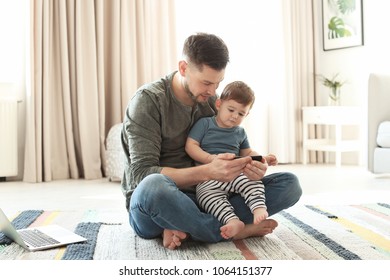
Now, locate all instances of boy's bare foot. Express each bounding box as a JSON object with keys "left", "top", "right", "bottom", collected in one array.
[
  {"left": 220, "top": 219, "right": 245, "bottom": 239},
  {"left": 253, "top": 208, "right": 269, "bottom": 224},
  {"left": 233, "top": 219, "right": 278, "bottom": 240},
  {"left": 162, "top": 229, "right": 188, "bottom": 250}
]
